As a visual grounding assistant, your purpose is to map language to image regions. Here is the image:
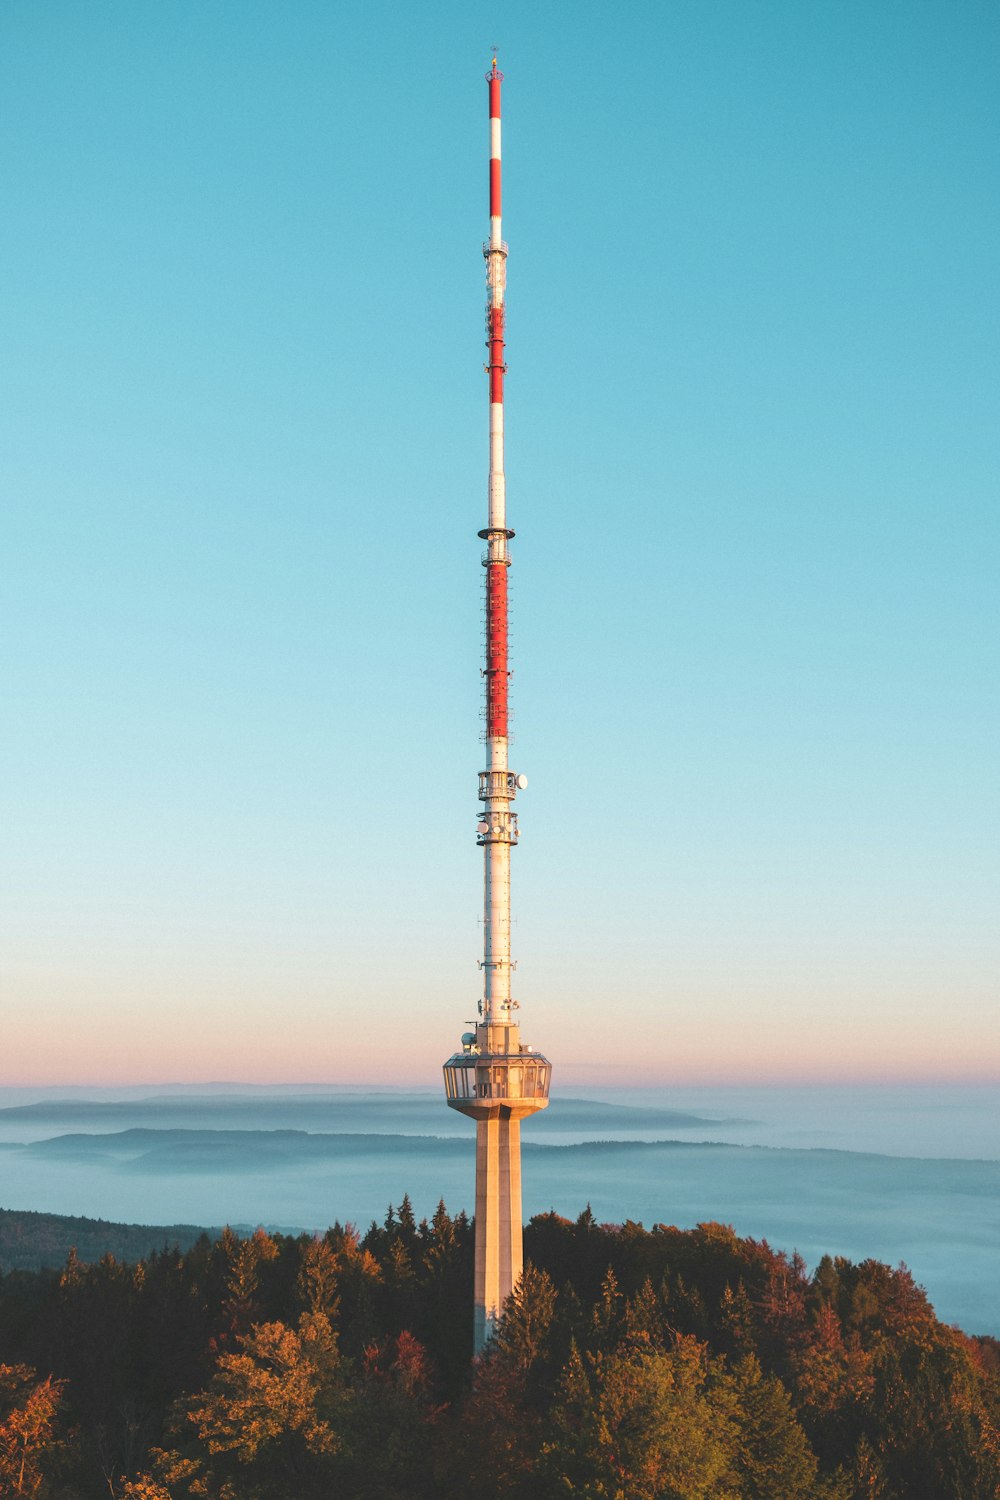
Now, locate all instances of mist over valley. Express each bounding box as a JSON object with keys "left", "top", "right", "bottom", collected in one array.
[{"left": 1, "top": 1084, "right": 996, "bottom": 1337}]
